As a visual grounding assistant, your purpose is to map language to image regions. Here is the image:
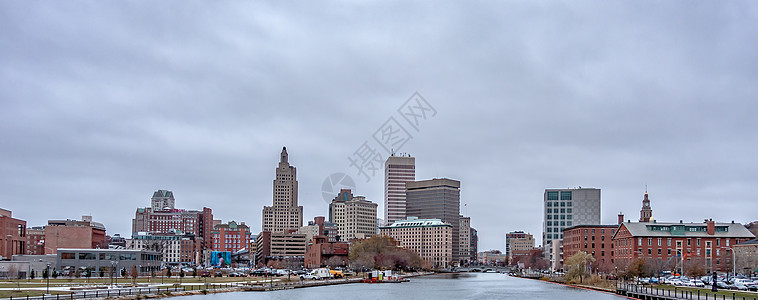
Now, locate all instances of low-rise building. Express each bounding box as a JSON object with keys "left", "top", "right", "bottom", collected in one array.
[
  {"left": 45, "top": 216, "right": 106, "bottom": 255},
  {"left": 733, "top": 238, "right": 758, "bottom": 275},
  {"left": 56, "top": 248, "right": 162, "bottom": 276},
  {"left": 254, "top": 231, "right": 307, "bottom": 267},
  {"left": 562, "top": 225, "right": 617, "bottom": 271},
  {"left": 478, "top": 250, "right": 507, "bottom": 265},
  {"left": 613, "top": 219, "right": 755, "bottom": 274},
  {"left": 304, "top": 236, "right": 349, "bottom": 268},
  {"left": 0, "top": 208, "right": 27, "bottom": 259},
  {"left": 379, "top": 217, "right": 453, "bottom": 268}
]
